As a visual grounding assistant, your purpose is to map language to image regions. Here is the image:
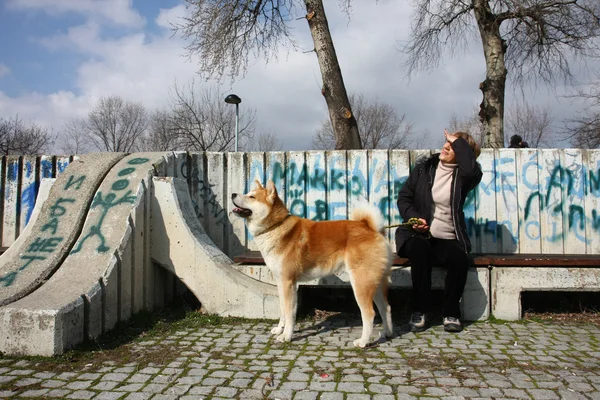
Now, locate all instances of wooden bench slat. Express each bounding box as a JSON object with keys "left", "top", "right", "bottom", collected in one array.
[{"left": 233, "top": 251, "right": 599, "bottom": 268}]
